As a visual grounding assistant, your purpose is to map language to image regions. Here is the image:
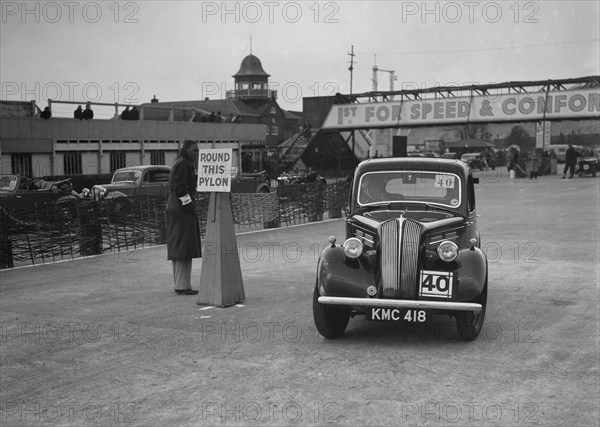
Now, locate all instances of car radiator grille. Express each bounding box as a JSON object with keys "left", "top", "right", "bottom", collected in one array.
[{"left": 379, "top": 218, "right": 423, "bottom": 299}]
